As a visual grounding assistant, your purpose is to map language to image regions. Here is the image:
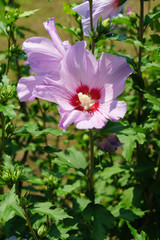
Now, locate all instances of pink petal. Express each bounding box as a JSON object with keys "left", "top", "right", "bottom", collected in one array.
[
  {"left": 99, "top": 100, "right": 127, "bottom": 121},
  {"left": 23, "top": 37, "right": 63, "bottom": 75},
  {"left": 43, "top": 17, "right": 69, "bottom": 56},
  {"left": 98, "top": 53, "right": 133, "bottom": 102},
  {"left": 58, "top": 106, "right": 107, "bottom": 130},
  {"left": 17, "top": 76, "right": 44, "bottom": 102},
  {"left": 60, "top": 41, "right": 98, "bottom": 92},
  {"left": 17, "top": 75, "right": 59, "bottom": 102},
  {"left": 73, "top": 0, "right": 128, "bottom": 36},
  {"left": 33, "top": 83, "right": 74, "bottom": 111},
  {"left": 72, "top": 2, "right": 90, "bottom": 18},
  {"left": 58, "top": 107, "right": 86, "bottom": 130},
  {"left": 75, "top": 110, "right": 107, "bottom": 129}
]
